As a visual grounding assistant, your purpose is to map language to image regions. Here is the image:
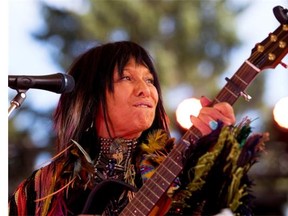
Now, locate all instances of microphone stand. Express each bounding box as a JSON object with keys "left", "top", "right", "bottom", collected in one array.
[{"left": 8, "top": 89, "right": 27, "bottom": 117}]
